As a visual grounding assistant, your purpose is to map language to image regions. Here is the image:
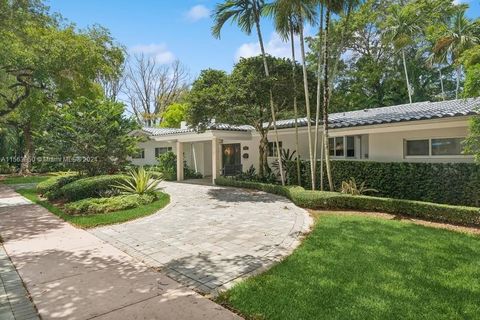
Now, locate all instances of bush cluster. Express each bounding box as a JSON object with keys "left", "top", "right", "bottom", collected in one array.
[
  {"left": 37, "top": 174, "right": 80, "bottom": 198},
  {"left": 286, "top": 160, "right": 480, "bottom": 207},
  {"left": 215, "top": 177, "right": 480, "bottom": 227},
  {"left": 156, "top": 151, "right": 203, "bottom": 180},
  {"left": 64, "top": 194, "right": 156, "bottom": 215},
  {"left": 56, "top": 174, "right": 127, "bottom": 202}
]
